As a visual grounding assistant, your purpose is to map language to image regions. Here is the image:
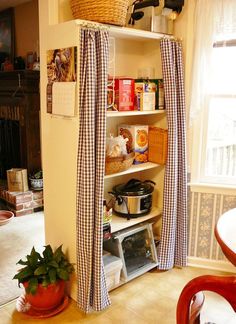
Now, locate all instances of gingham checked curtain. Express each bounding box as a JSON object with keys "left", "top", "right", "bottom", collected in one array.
[
  {"left": 76, "top": 28, "right": 111, "bottom": 312},
  {"left": 158, "top": 38, "right": 187, "bottom": 270}
]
